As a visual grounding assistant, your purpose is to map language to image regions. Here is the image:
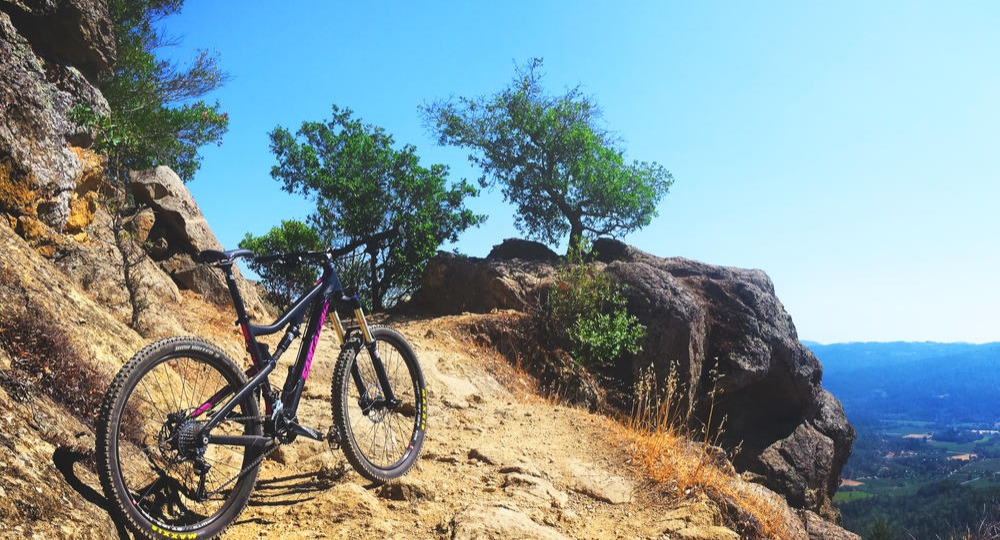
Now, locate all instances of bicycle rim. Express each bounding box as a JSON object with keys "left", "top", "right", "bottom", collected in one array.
[
  {"left": 104, "top": 342, "right": 260, "bottom": 534},
  {"left": 334, "top": 328, "right": 426, "bottom": 481}
]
